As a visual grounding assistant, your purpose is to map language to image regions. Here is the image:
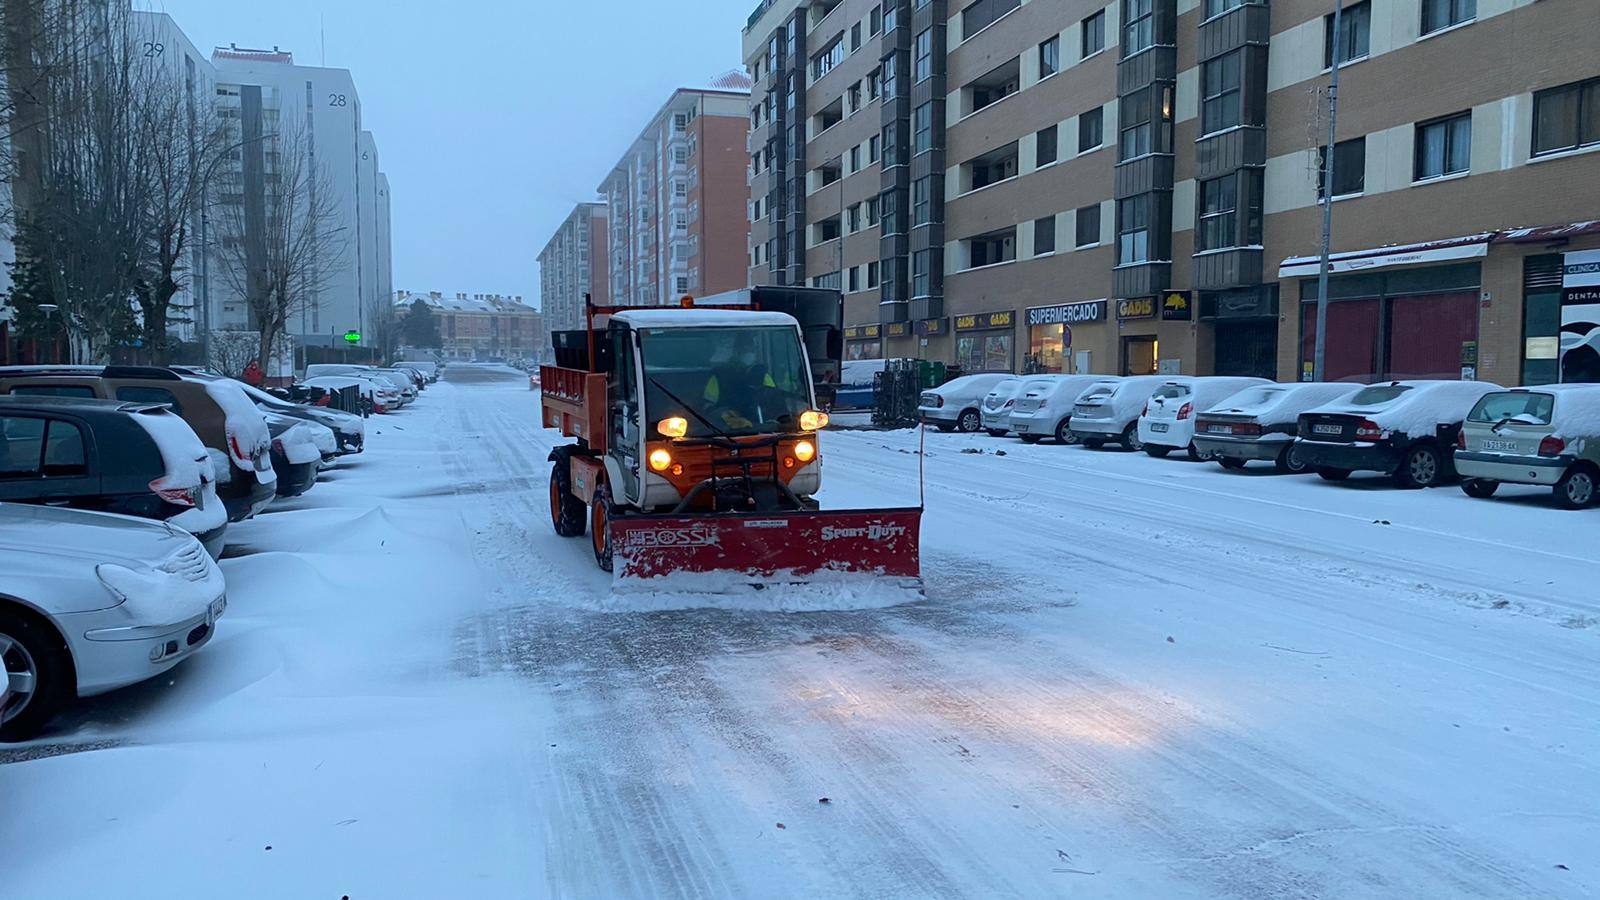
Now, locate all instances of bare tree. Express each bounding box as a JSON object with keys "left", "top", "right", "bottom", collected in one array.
[
  {"left": 206, "top": 329, "right": 258, "bottom": 378},
  {"left": 213, "top": 116, "right": 348, "bottom": 370}
]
